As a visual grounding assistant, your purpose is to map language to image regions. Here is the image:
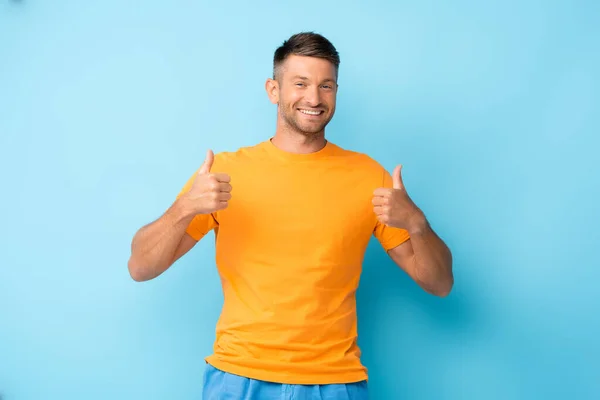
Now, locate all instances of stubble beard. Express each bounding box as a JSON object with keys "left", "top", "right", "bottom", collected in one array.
[{"left": 279, "top": 103, "right": 333, "bottom": 137}]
